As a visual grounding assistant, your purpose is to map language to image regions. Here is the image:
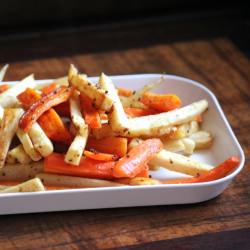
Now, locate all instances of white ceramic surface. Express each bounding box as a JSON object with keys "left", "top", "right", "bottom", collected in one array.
[{"left": 0, "top": 74, "right": 245, "bottom": 215}]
